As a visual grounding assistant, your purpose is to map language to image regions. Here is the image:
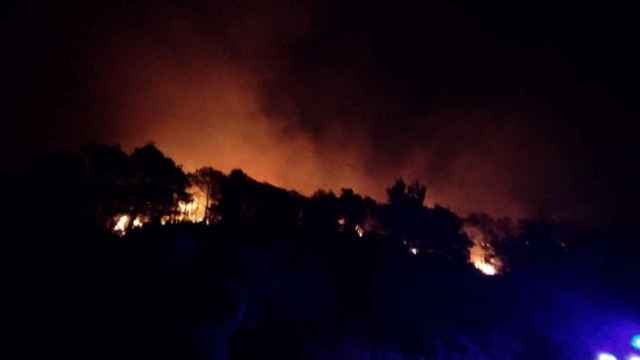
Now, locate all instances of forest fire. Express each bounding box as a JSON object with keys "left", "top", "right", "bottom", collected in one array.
[
  {"left": 464, "top": 224, "right": 503, "bottom": 276},
  {"left": 113, "top": 214, "right": 141, "bottom": 236},
  {"left": 113, "top": 215, "right": 130, "bottom": 235},
  {"left": 469, "top": 241, "right": 501, "bottom": 276},
  {"left": 473, "top": 259, "right": 498, "bottom": 276},
  {"left": 13, "top": 0, "right": 640, "bottom": 355},
  {"left": 174, "top": 186, "right": 207, "bottom": 223},
  {"left": 112, "top": 186, "right": 207, "bottom": 235},
  {"left": 109, "top": 181, "right": 498, "bottom": 279},
  {"left": 132, "top": 216, "right": 144, "bottom": 228}
]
